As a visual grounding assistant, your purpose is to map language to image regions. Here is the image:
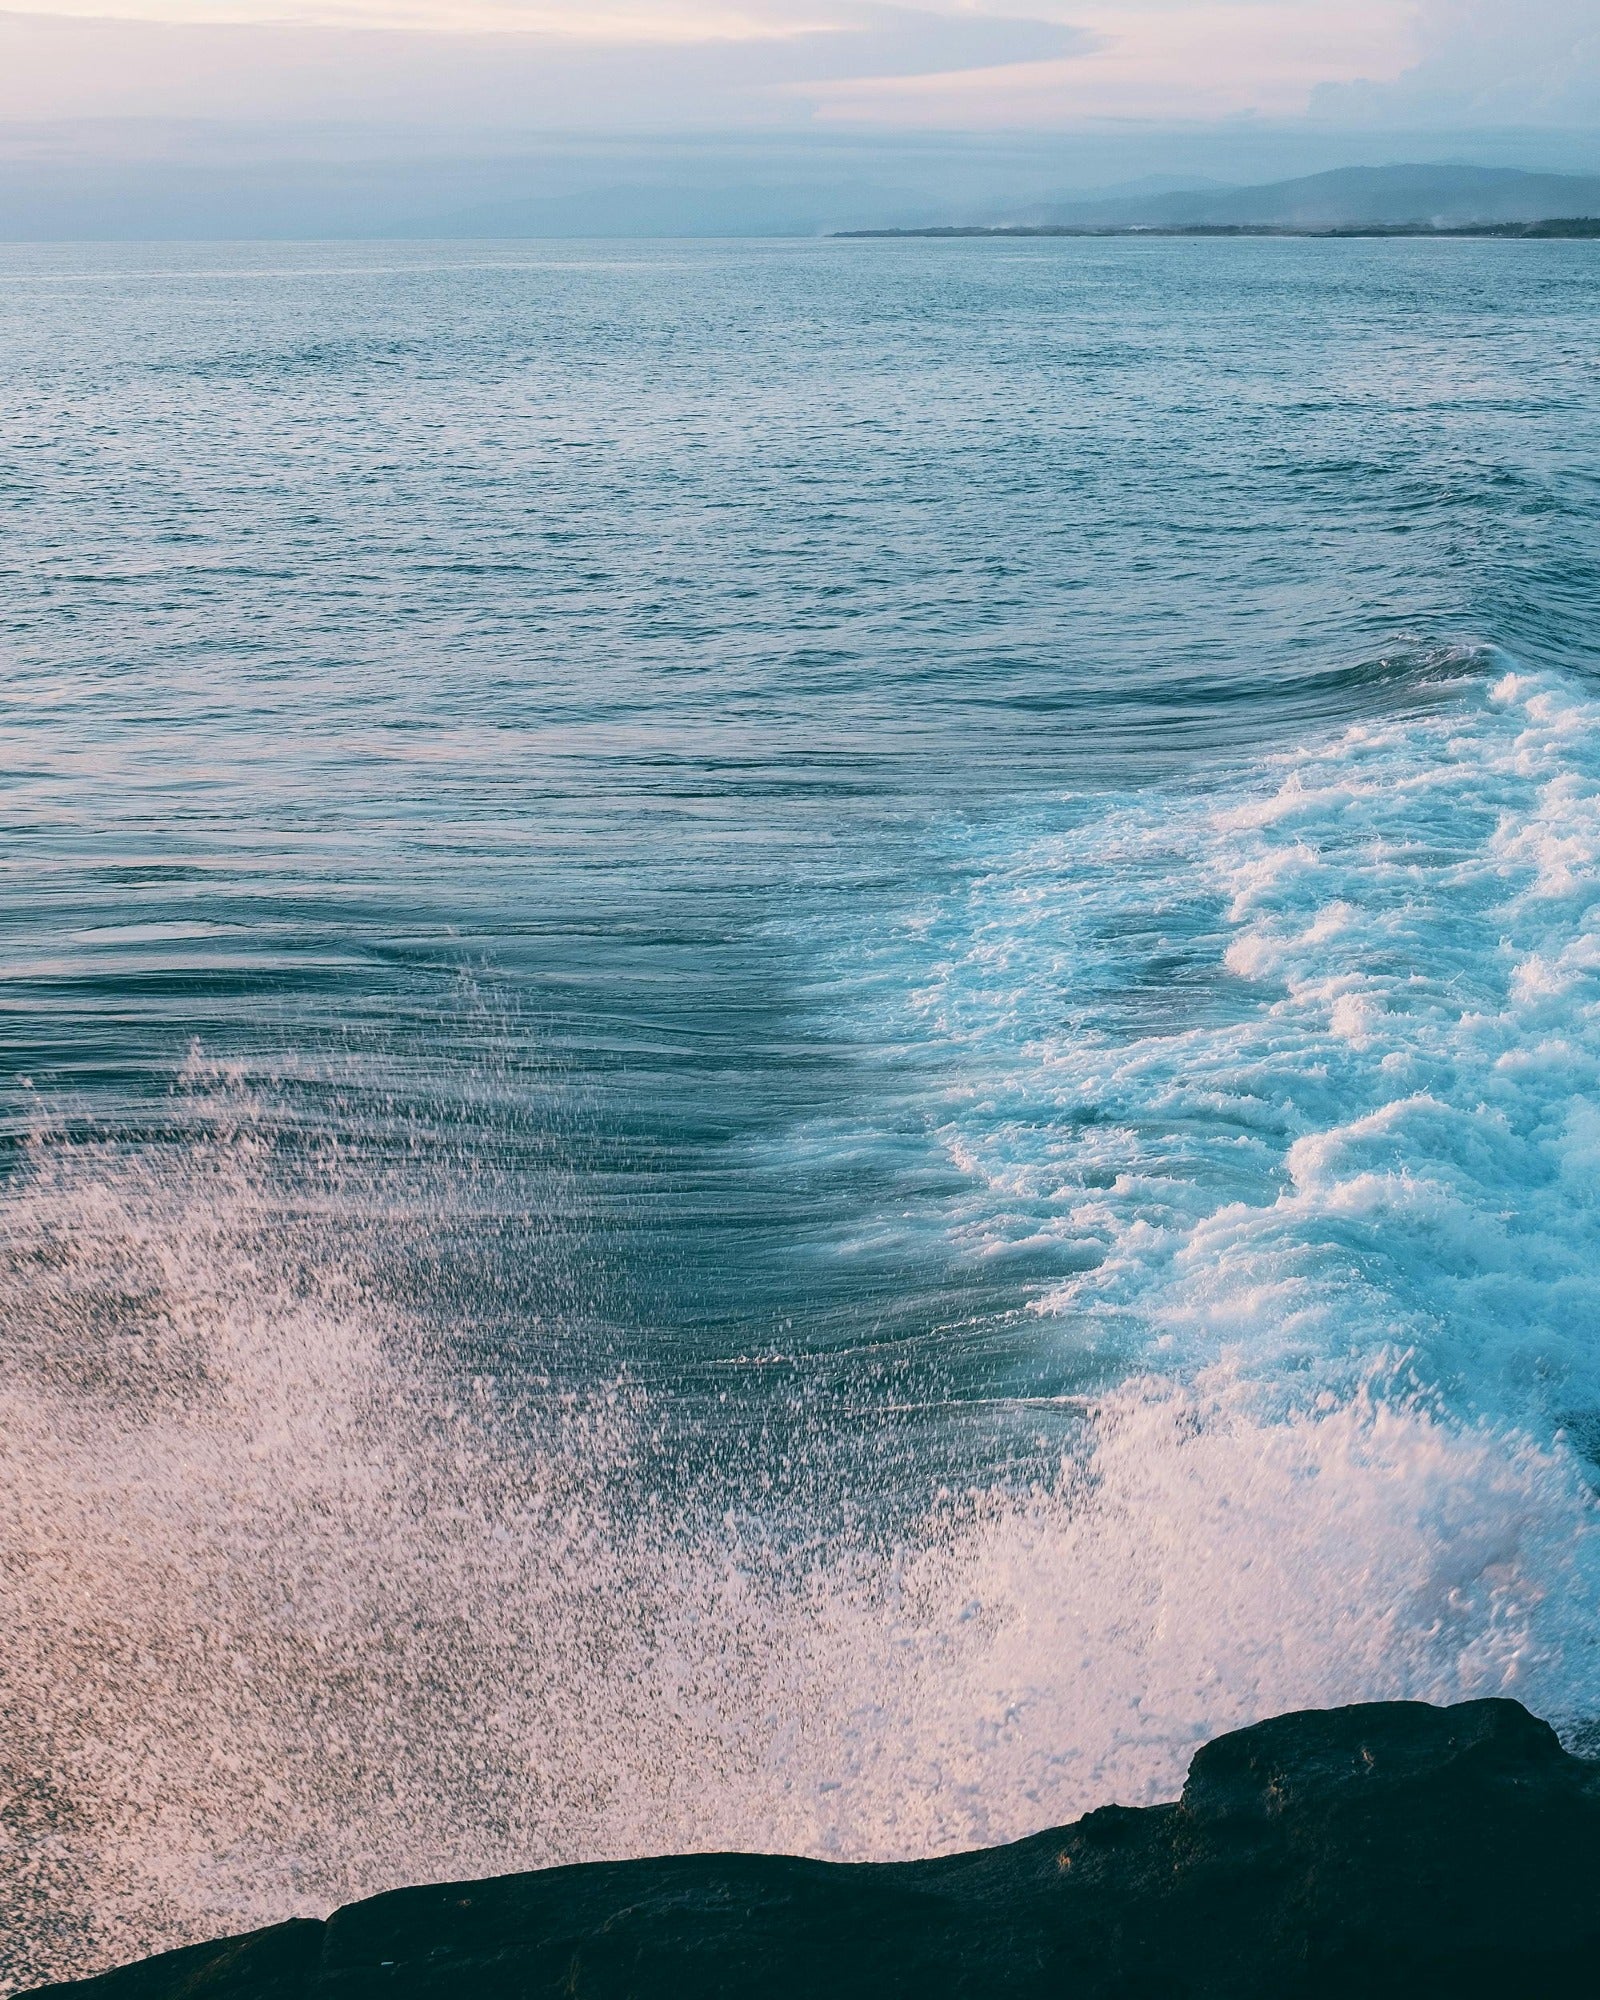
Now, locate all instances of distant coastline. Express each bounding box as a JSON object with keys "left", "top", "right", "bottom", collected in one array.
[{"left": 837, "top": 217, "right": 1600, "bottom": 240}]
